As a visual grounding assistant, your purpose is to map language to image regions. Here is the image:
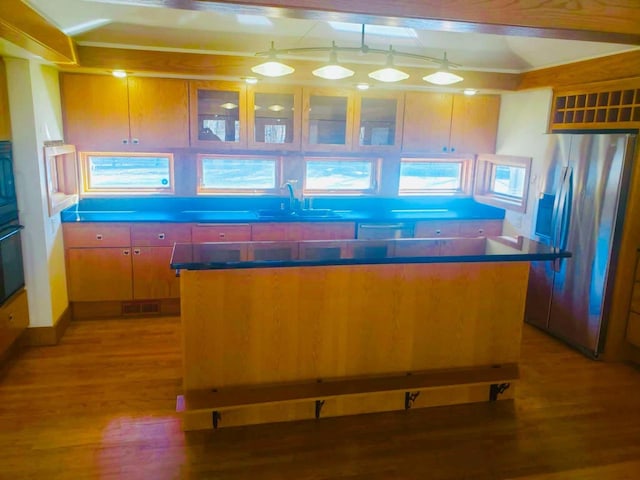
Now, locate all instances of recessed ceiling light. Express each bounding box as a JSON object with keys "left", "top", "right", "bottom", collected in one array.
[
  {"left": 220, "top": 103, "right": 238, "bottom": 110},
  {"left": 356, "top": 83, "right": 370, "bottom": 91},
  {"left": 112, "top": 70, "right": 127, "bottom": 78},
  {"left": 243, "top": 77, "right": 259, "bottom": 84},
  {"left": 268, "top": 104, "right": 285, "bottom": 112},
  {"left": 463, "top": 88, "right": 478, "bottom": 96},
  {"left": 237, "top": 15, "right": 273, "bottom": 27}
]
